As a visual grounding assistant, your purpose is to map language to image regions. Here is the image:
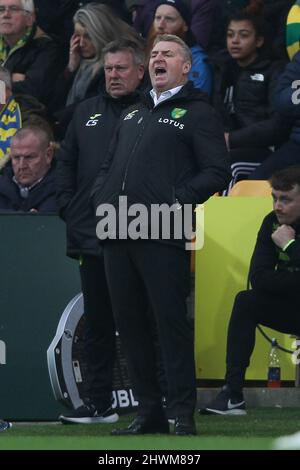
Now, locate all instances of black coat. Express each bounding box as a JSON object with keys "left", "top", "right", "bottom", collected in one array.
[
  {"left": 56, "top": 90, "right": 141, "bottom": 258},
  {"left": 274, "top": 50, "right": 300, "bottom": 145},
  {"left": 91, "top": 82, "right": 231, "bottom": 248},
  {"left": 250, "top": 211, "right": 300, "bottom": 297},
  {"left": 0, "top": 165, "right": 57, "bottom": 213},
  {"left": 3, "top": 25, "right": 62, "bottom": 106},
  {"left": 211, "top": 52, "right": 289, "bottom": 149}
]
